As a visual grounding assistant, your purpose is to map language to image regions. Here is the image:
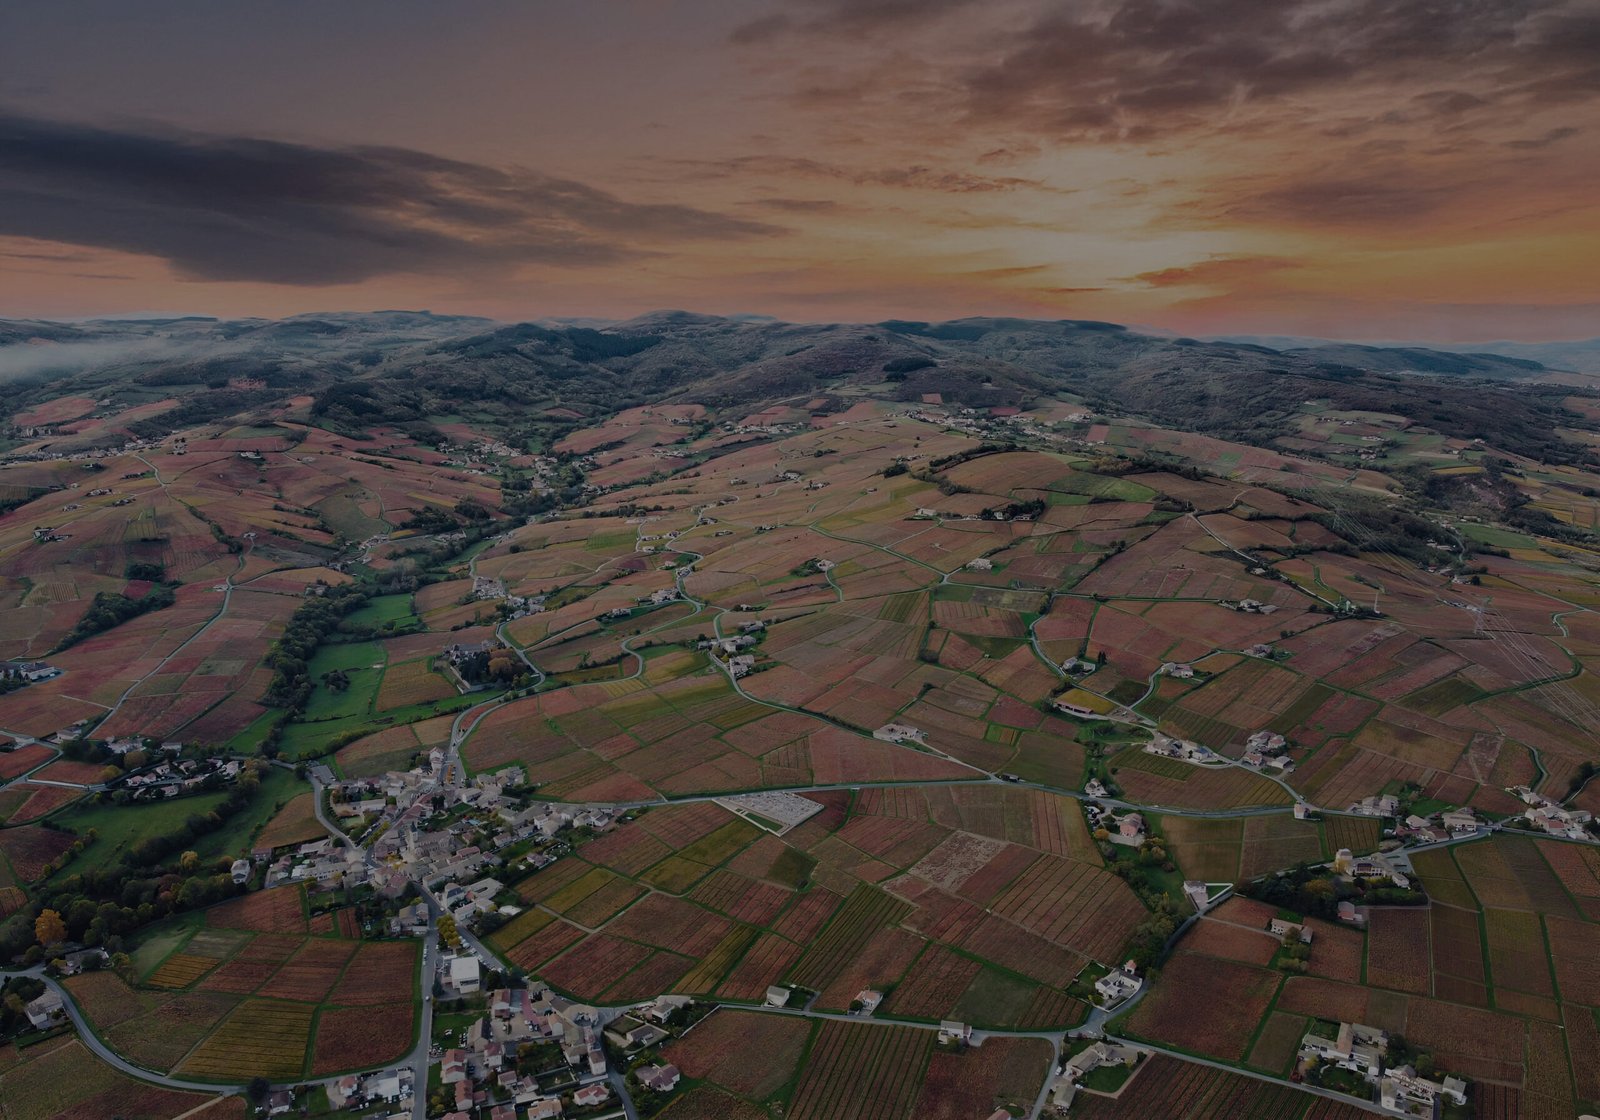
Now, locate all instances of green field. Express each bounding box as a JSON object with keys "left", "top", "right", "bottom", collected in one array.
[
  {"left": 341, "top": 593, "right": 420, "bottom": 631},
  {"left": 301, "top": 641, "right": 388, "bottom": 721},
  {"left": 49, "top": 768, "right": 309, "bottom": 875},
  {"left": 1456, "top": 521, "right": 1538, "bottom": 549},
  {"left": 281, "top": 694, "right": 479, "bottom": 759}
]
